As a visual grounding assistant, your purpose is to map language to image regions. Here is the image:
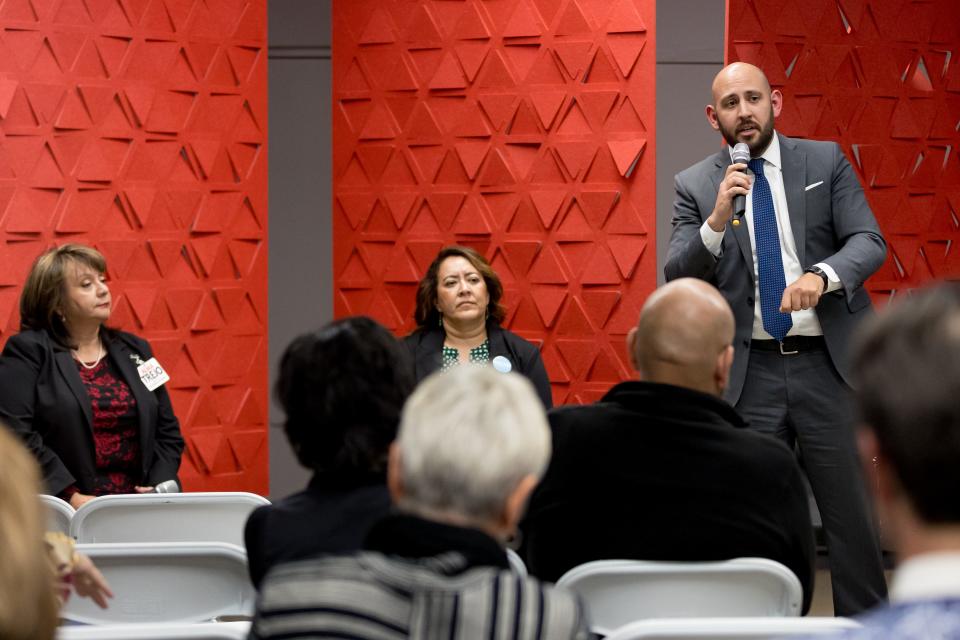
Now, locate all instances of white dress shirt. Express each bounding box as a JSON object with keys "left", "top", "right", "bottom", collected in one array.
[
  {"left": 891, "top": 552, "right": 960, "bottom": 603},
  {"left": 699, "top": 132, "right": 841, "bottom": 340}
]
